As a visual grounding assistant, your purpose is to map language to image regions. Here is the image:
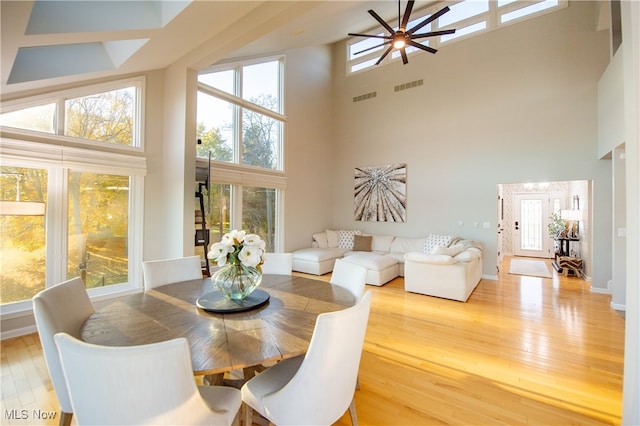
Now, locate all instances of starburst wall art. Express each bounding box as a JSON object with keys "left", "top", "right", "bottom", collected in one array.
[{"left": 354, "top": 163, "right": 407, "bottom": 222}]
